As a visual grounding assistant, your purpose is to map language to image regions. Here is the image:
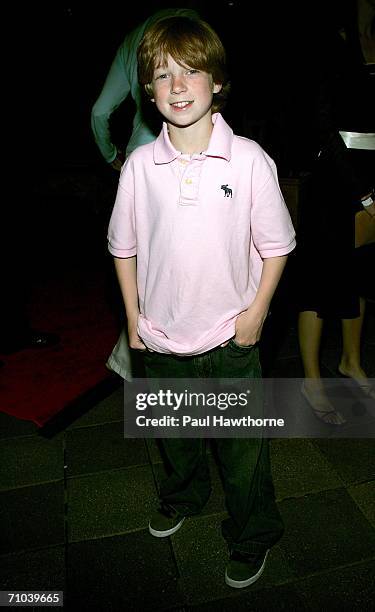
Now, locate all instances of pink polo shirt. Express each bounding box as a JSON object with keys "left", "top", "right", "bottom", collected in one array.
[{"left": 108, "top": 113, "right": 296, "bottom": 355}]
